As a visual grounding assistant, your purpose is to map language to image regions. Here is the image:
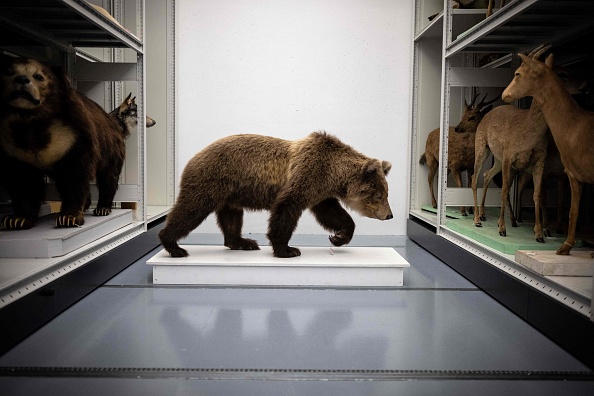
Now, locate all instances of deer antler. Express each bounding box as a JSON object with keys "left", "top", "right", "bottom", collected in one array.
[
  {"left": 475, "top": 93, "right": 500, "bottom": 109},
  {"left": 465, "top": 93, "right": 480, "bottom": 109}
]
